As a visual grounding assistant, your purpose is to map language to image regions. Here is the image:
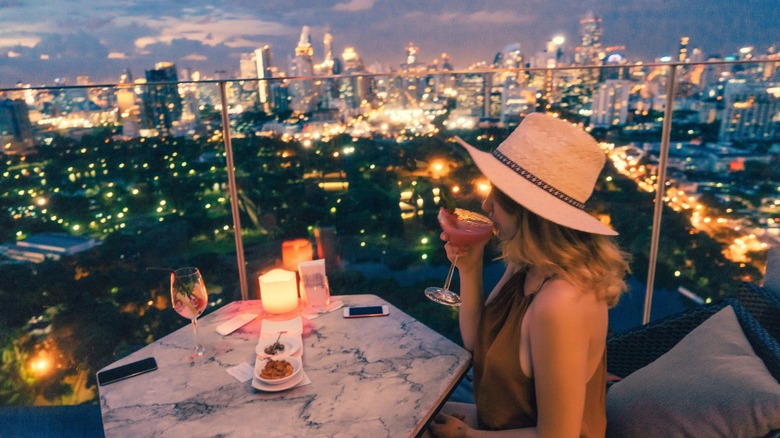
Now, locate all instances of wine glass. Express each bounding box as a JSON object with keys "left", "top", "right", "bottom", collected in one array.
[
  {"left": 425, "top": 208, "right": 494, "bottom": 306},
  {"left": 171, "top": 267, "right": 209, "bottom": 360}
]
